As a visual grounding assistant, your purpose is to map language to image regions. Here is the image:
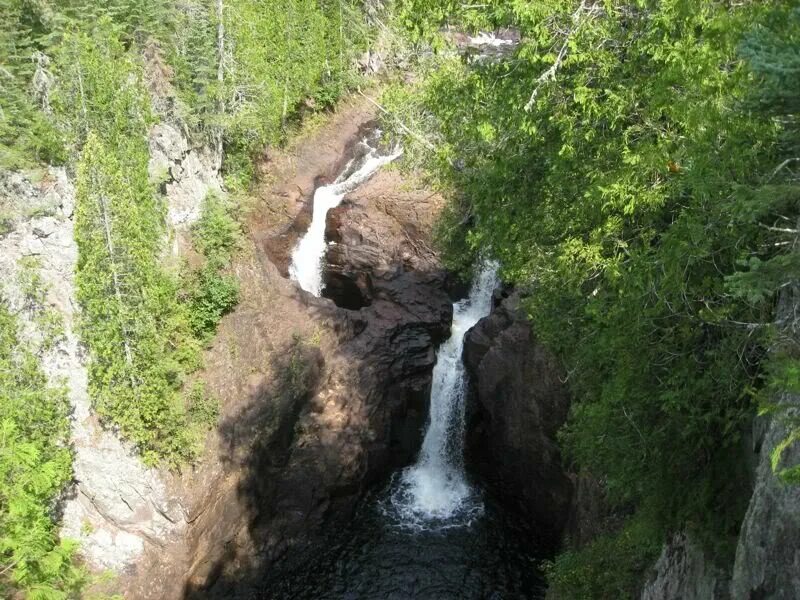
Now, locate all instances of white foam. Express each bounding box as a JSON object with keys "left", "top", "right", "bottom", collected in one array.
[
  {"left": 390, "top": 261, "right": 499, "bottom": 527},
  {"left": 289, "top": 140, "right": 402, "bottom": 296}
]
